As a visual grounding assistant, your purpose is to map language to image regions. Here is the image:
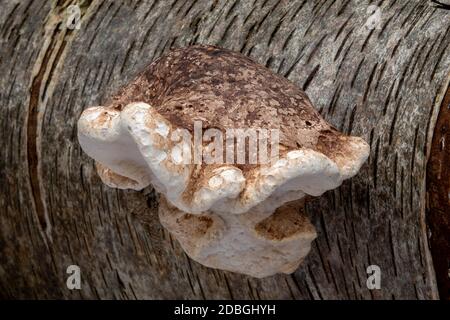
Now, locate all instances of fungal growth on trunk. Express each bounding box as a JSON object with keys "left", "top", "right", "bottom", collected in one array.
[{"left": 77, "top": 45, "right": 370, "bottom": 278}]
